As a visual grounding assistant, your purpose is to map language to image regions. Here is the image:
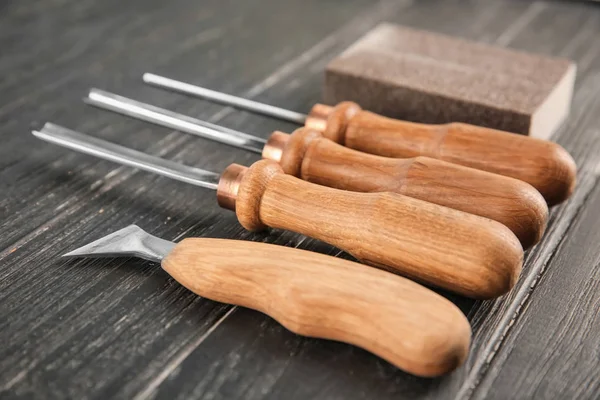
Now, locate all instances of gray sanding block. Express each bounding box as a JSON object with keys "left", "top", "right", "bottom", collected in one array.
[{"left": 324, "top": 23, "right": 576, "bottom": 139}]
